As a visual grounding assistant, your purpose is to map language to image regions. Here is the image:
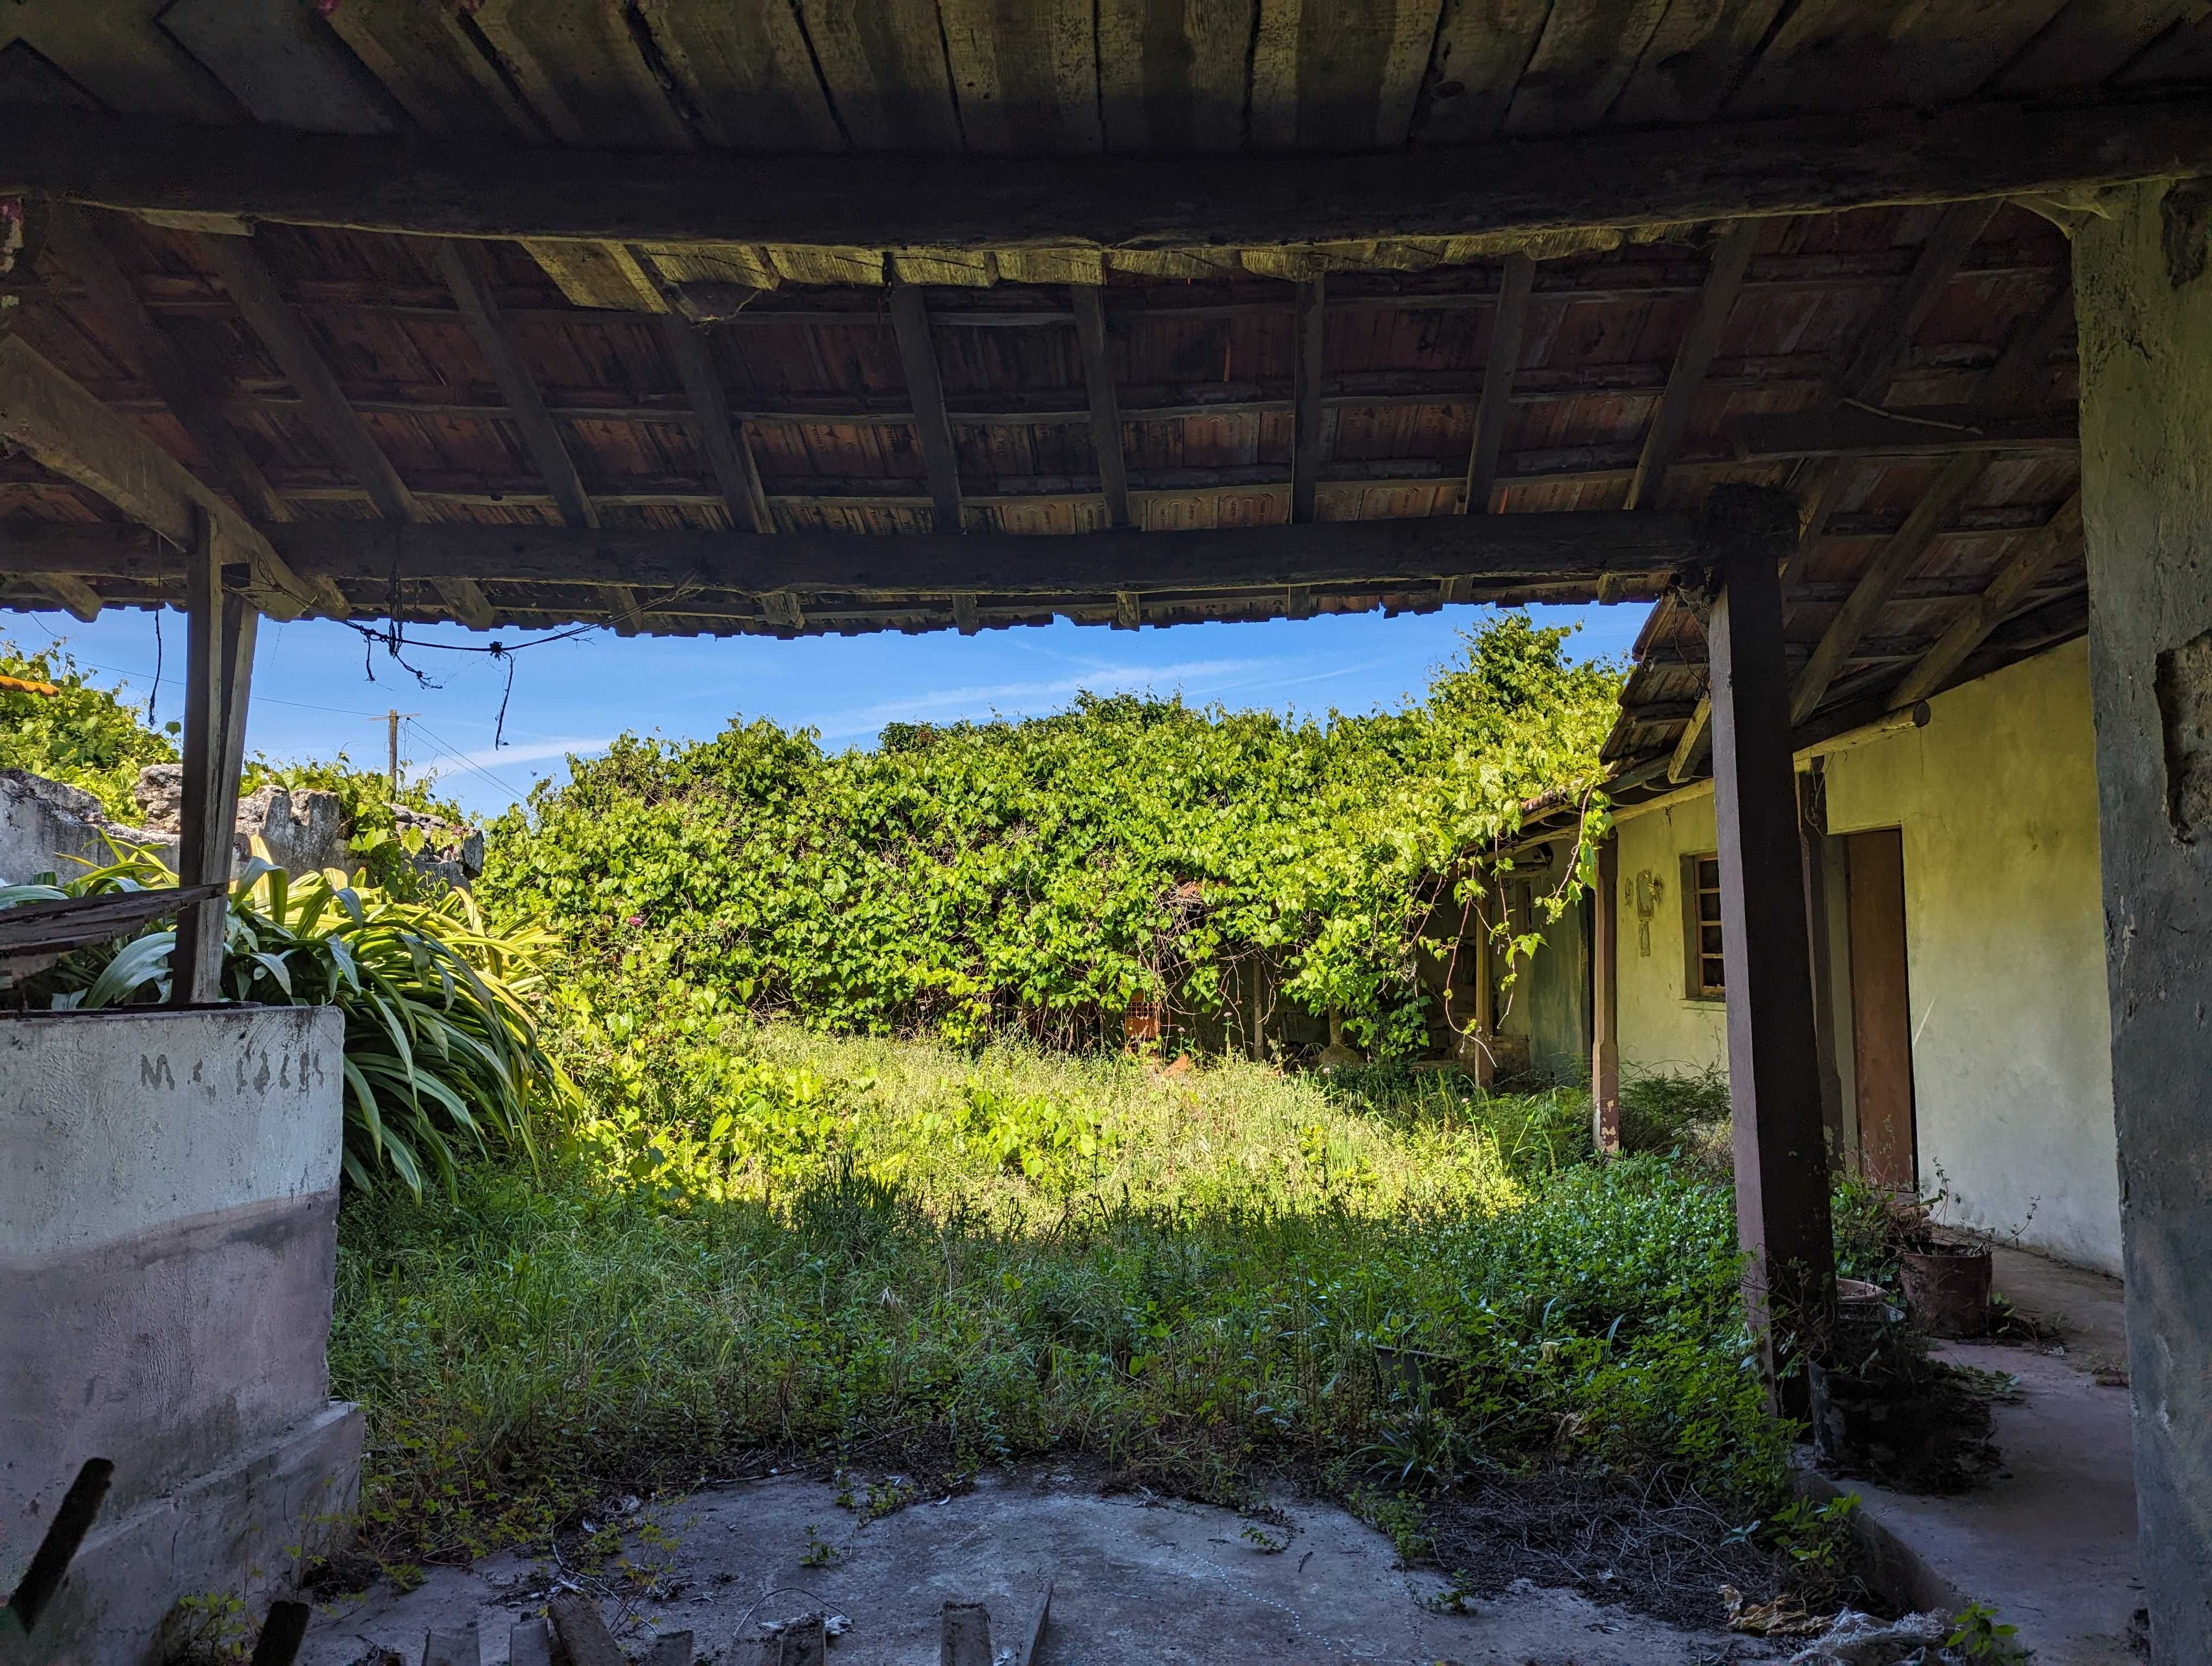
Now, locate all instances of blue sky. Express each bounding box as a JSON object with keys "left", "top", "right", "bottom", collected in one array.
[{"left": 4, "top": 600, "right": 1650, "bottom": 820}]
